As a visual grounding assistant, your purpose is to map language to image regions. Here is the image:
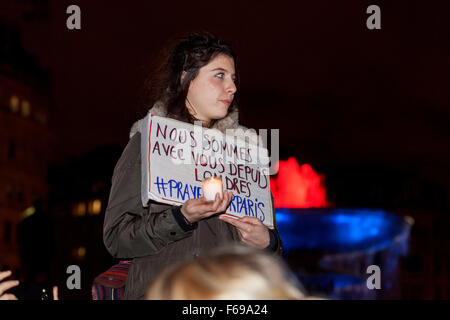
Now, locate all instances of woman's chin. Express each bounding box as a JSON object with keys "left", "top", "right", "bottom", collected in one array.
[
  {"left": 212, "top": 106, "right": 229, "bottom": 119},
  {"left": 212, "top": 112, "right": 228, "bottom": 120}
]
